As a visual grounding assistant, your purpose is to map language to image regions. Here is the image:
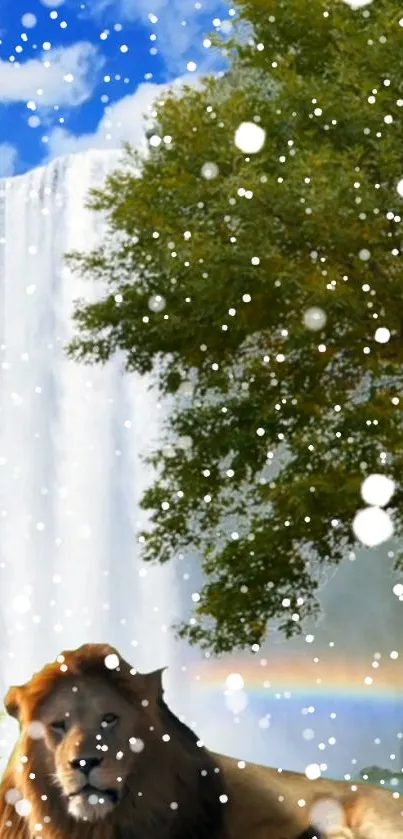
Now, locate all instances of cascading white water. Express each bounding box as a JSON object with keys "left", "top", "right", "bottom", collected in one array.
[{"left": 0, "top": 150, "right": 183, "bottom": 763}]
